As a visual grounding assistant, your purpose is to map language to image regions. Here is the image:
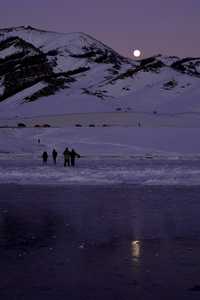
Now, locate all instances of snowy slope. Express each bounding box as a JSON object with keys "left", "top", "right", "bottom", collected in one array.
[
  {"left": 0, "top": 26, "right": 200, "bottom": 118},
  {"left": 0, "top": 26, "right": 131, "bottom": 73}
]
